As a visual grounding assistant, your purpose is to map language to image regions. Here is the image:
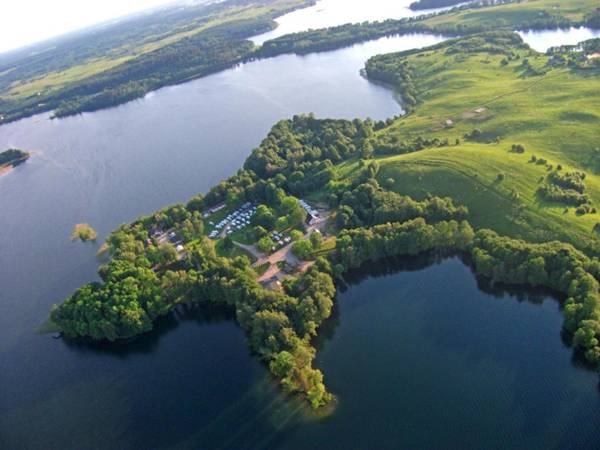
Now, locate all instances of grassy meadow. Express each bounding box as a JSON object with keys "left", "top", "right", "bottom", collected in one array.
[
  {"left": 355, "top": 33, "right": 600, "bottom": 253},
  {"left": 424, "top": 0, "right": 600, "bottom": 28}
]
